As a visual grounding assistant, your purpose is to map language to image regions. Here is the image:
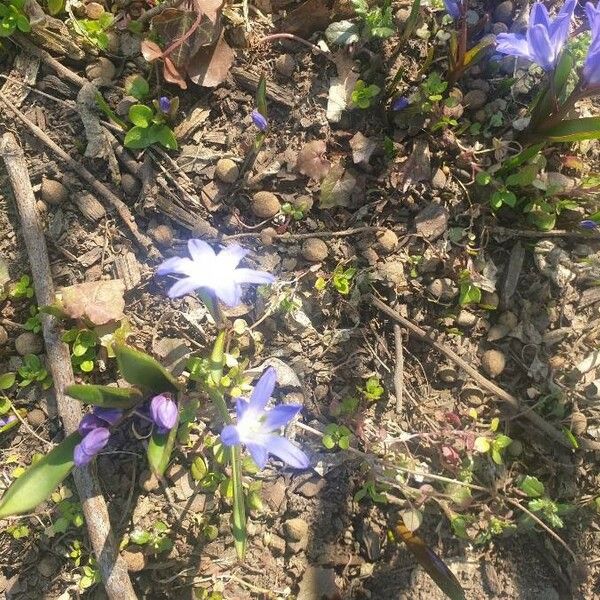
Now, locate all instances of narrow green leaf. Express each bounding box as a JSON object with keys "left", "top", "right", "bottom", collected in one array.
[
  {"left": 256, "top": 74, "right": 268, "bottom": 119},
  {"left": 0, "top": 432, "right": 80, "bottom": 518},
  {"left": 531, "top": 52, "right": 573, "bottom": 124},
  {"left": 519, "top": 475, "right": 545, "bottom": 498},
  {"left": 496, "top": 143, "right": 545, "bottom": 177},
  {"left": 95, "top": 92, "right": 128, "bottom": 130},
  {"left": 147, "top": 422, "right": 178, "bottom": 476},
  {"left": 230, "top": 445, "right": 247, "bottom": 560},
  {"left": 543, "top": 117, "right": 600, "bottom": 142},
  {"left": 462, "top": 37, "right": 495, "bottom": 68},
  {"left": 114, "top": 344, "right": 180, "bottom": 393},
  {"left": 65, "top": 384, "right": 142, "bottom": 409},
  {"left": 401, "top": 0, "right": 421, "bottom": 42}
]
